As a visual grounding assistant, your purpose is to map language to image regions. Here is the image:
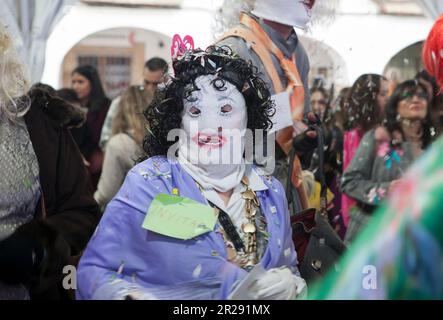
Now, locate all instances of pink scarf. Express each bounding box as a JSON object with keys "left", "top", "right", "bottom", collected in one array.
[{"left": 342, "top": 128, "right": 362, "bottom": 226}]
